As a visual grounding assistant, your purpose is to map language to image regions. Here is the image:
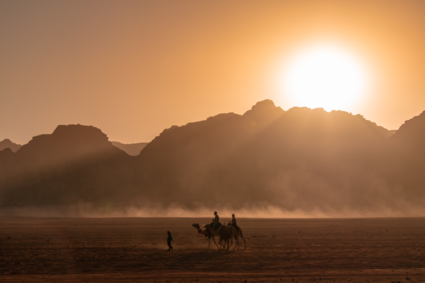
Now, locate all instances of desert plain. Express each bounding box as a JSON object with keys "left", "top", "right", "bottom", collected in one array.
[{"left": 1, "top": 217, "right": 425, "bottom": 282}]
